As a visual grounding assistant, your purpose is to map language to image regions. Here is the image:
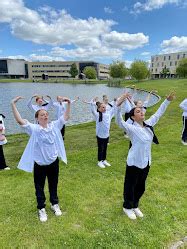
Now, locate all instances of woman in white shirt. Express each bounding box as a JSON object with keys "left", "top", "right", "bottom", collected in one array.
[
  {"left": 179, "top": 98, "right": 187, "bottom": 145},
  {"left": 52, "top": 96, "right": 79, "bottom": 140},
  {"left": 11, "top": 96, "right": 71, "bottom": 222},
  {"left": 116, "top": 92, "right": 175, "bottom": 220},
  {"left": 91, "top": 101, "right": 115, "bottom": 168},
  {"left": 27, "top": 94, "right": 53, "bottom": 113},
  {"left": 0, "top": 114, "right": 10, "bottom": 170}
]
